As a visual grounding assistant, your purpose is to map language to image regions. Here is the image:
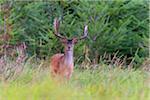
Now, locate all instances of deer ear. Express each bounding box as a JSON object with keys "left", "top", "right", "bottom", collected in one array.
[
  {"left": 73, "top": 38, "right": 78, "bottom": 44},
  {"left": 60, "top": 39, "right": 67, "bottom": 44}
]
